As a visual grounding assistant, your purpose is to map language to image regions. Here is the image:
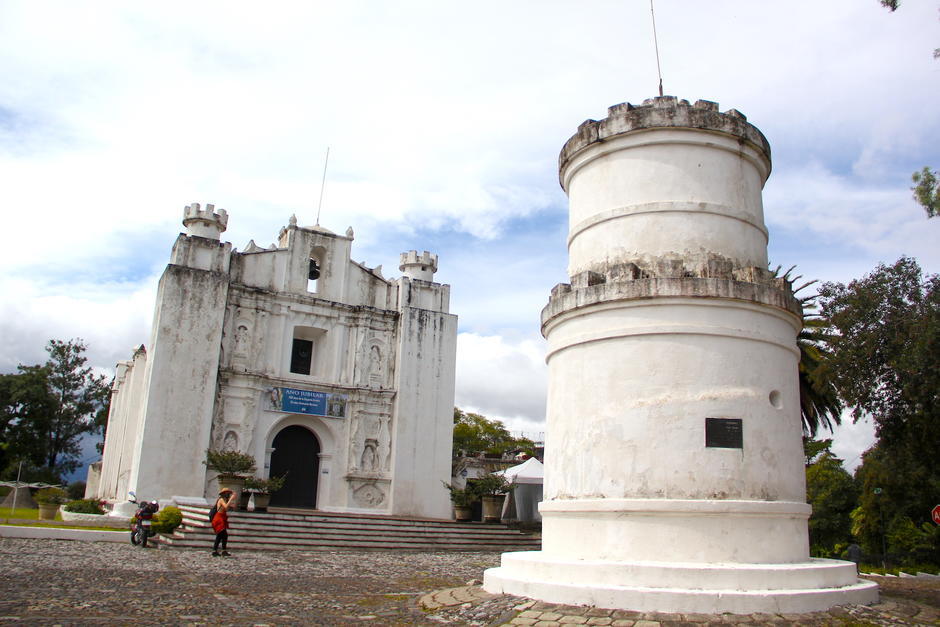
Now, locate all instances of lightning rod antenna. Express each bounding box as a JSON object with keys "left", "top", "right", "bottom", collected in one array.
[
  {"left": 316, "top": 146, "right": 330, "bottom": 226},
  {"left": 650, "top": 0, "right": 664, "bottom": 97}
]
